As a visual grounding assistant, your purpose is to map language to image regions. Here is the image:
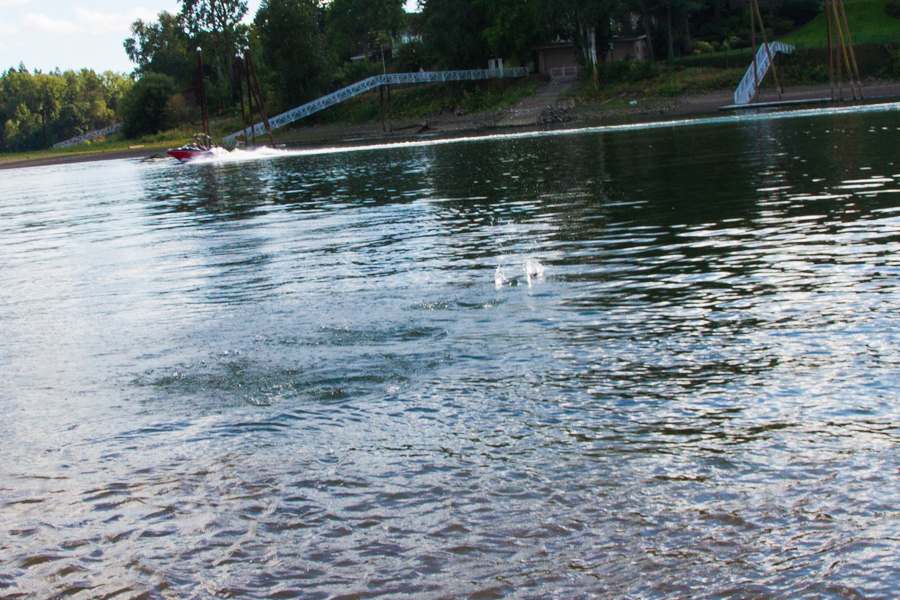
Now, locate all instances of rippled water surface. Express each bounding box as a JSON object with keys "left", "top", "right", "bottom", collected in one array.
[{"left": 3, "top": 106, "right": 900, "bottom": 599}]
